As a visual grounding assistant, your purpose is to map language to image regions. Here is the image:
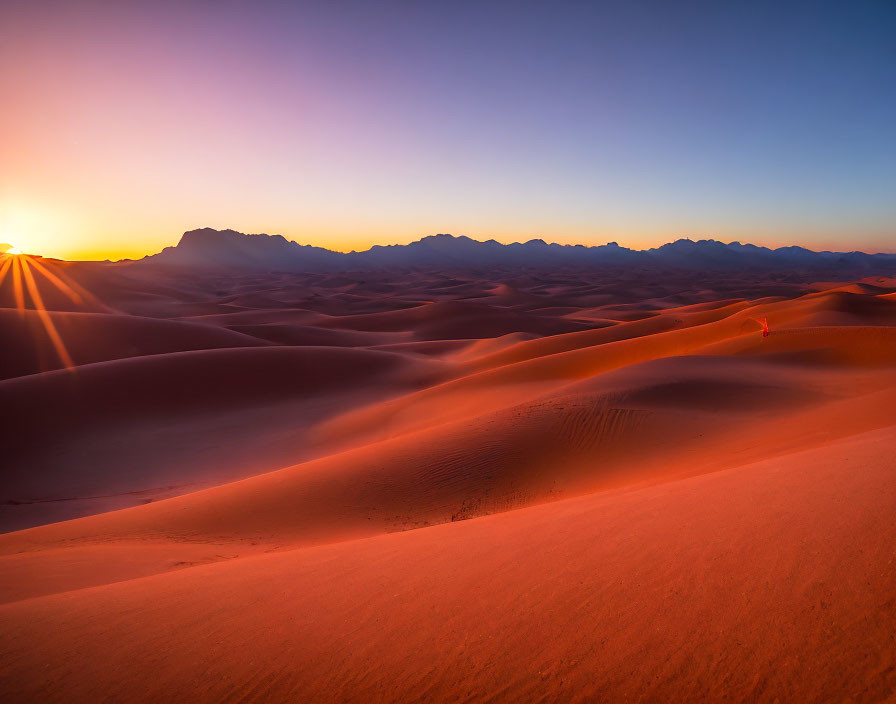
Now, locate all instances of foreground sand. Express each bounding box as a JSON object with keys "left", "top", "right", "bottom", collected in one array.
[
  {"left": 3, "top": 428, "right": 894, "bottom": 703},
  {"left": 1, "top": 263, "right": 895, "bottom": 702}
]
